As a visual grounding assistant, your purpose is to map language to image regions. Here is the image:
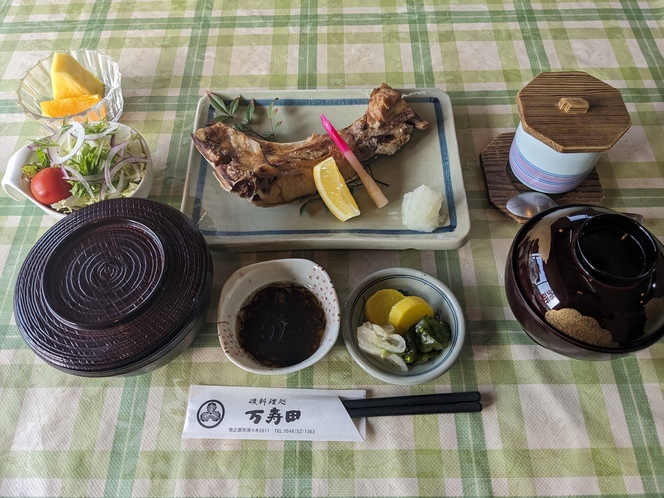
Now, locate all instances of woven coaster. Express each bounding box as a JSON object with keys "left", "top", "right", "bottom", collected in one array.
[{"left": 479, "top": 132, "right": 604, "bottom": 223}]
